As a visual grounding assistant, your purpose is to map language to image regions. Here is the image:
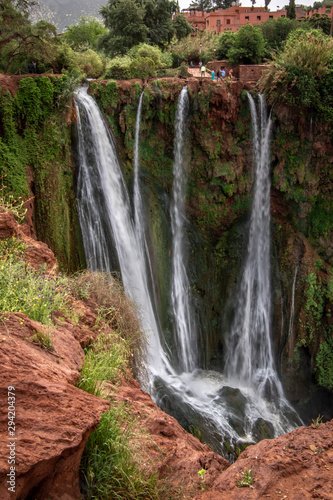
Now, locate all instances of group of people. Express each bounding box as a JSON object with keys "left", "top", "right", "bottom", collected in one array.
[{"left": 198, "top": 61, "right": 234, "bottom": 82}]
